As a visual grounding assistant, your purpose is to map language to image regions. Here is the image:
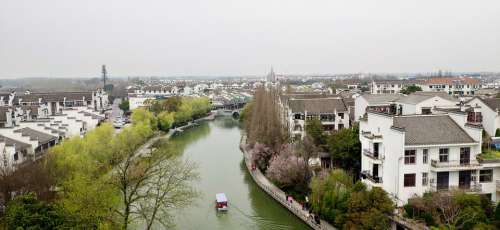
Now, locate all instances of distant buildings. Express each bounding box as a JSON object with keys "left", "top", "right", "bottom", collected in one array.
[
  {"left": 370, "top": 77, "right": 482, "bottom": 96},
  {"left": 370, "top": 80, "right": 408, "bottom": 94},
  {"left": 0, "top": 90, "right": 109, "bottom": 171},
  {"left": 419, "top": 77, "right": 481, "bottom": 96}
]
